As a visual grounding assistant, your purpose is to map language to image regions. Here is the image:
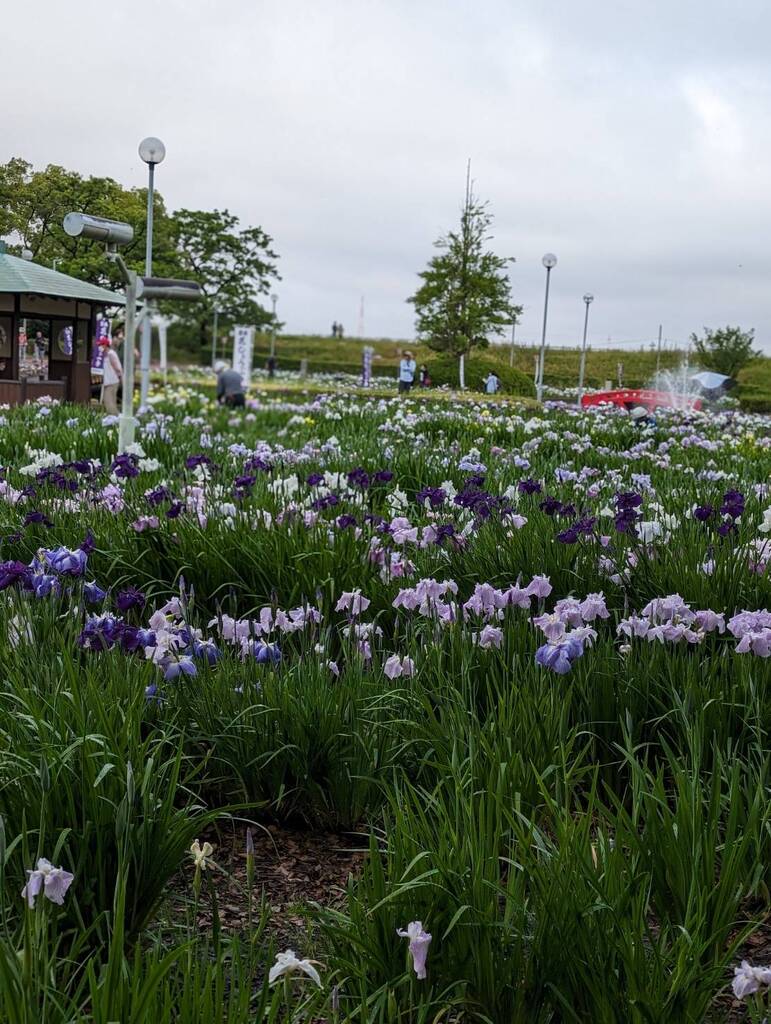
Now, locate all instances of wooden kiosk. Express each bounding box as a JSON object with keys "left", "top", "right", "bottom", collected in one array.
[{"left": 0, "top": 247, "right": 124, "bottom": 404}]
